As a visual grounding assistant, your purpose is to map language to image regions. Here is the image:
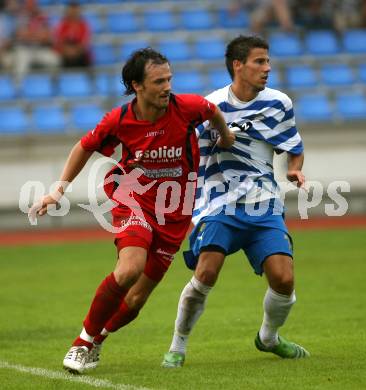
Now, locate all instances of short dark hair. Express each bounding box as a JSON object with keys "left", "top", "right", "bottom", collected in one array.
[
  {"left": 122, "top": 47, "right": 169, "bottom": 95},
  {"left": 225, "top": 35, "right": 269, "bottom": 80}
]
